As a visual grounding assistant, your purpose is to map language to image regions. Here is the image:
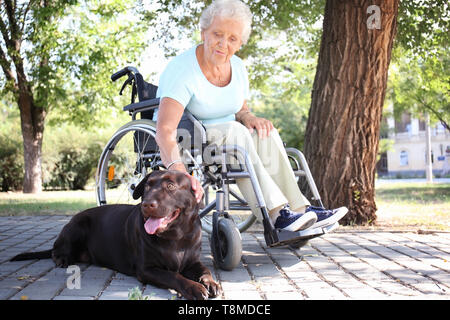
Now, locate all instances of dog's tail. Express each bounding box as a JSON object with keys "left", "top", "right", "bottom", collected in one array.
[{"left": 10, "top": 249, "right": 52, "bottom": 261}]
